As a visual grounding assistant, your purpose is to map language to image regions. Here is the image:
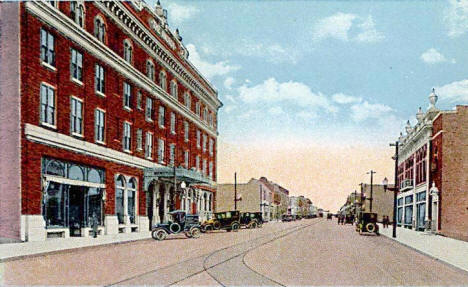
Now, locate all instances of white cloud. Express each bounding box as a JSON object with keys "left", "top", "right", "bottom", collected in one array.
[
  {"left": 444, "top": 0, "right": 468, "bottom": 38},
  {"left": 268, "top": 106, "right": 284, "bottom": 115},
  {"left": 166, "top": 3, "right": 199, "bottom": 26},
  {"left": 224, "top": 77, "right": 235, "bottom": 90},
  {"left": 420, "top": 48, "right": 448, "bottom": 64},
  {"left": 436, "top": 79, "right": 468, "bottom": 103},
  {"left": 238, "top": 109, "right": 258, "bottom": 120},
  {"left": 238, "top": 78, "right": 337, "bottom": 114},
  {"left": 356, "top": 16, "right": 385, "bottom": 43},
  {"left": 237, "top": 40, "right": 298, "bottom": 64},
  {"left": 313, "top": 12, "right": 357, "bottom": 41},
  {"left": 332, "top": 93, "right": 362, "bottom": 104},
  {"left": 313, "top": 13, "right": 384, "bottom": 43},
  {"left": 186, "top": 44, "right": 240, "bottom": 79},
  {"left": 350, "top": 101, "right": 393, "bottom": 122},
  {"left": 297, "top": 111, "right": 318, "bottom": 120},
  {"left": 223, "top": 105, "right": 236, "bottom": 114},
  {"left": 223, "top": 94, "right": 236, "bottom": 103}
]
